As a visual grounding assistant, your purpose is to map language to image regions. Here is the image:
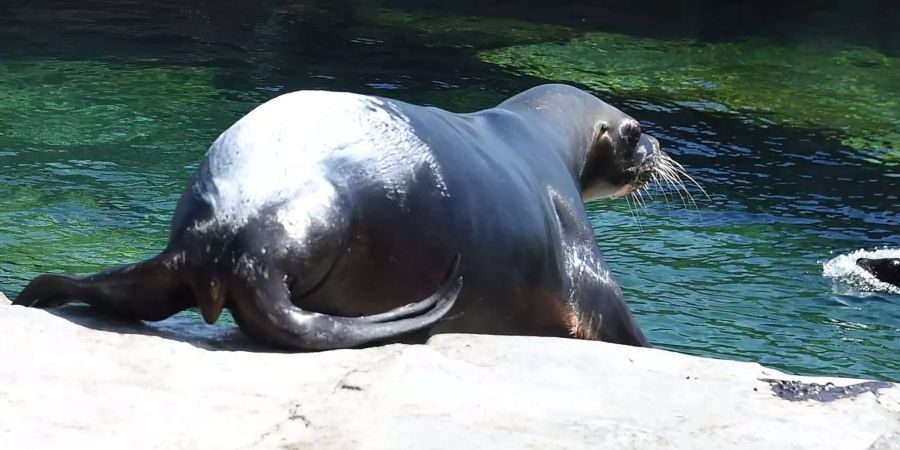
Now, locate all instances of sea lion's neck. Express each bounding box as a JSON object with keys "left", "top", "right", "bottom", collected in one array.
[{"left": 498, "top": 104, "right": 594, "bottom": 189}]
